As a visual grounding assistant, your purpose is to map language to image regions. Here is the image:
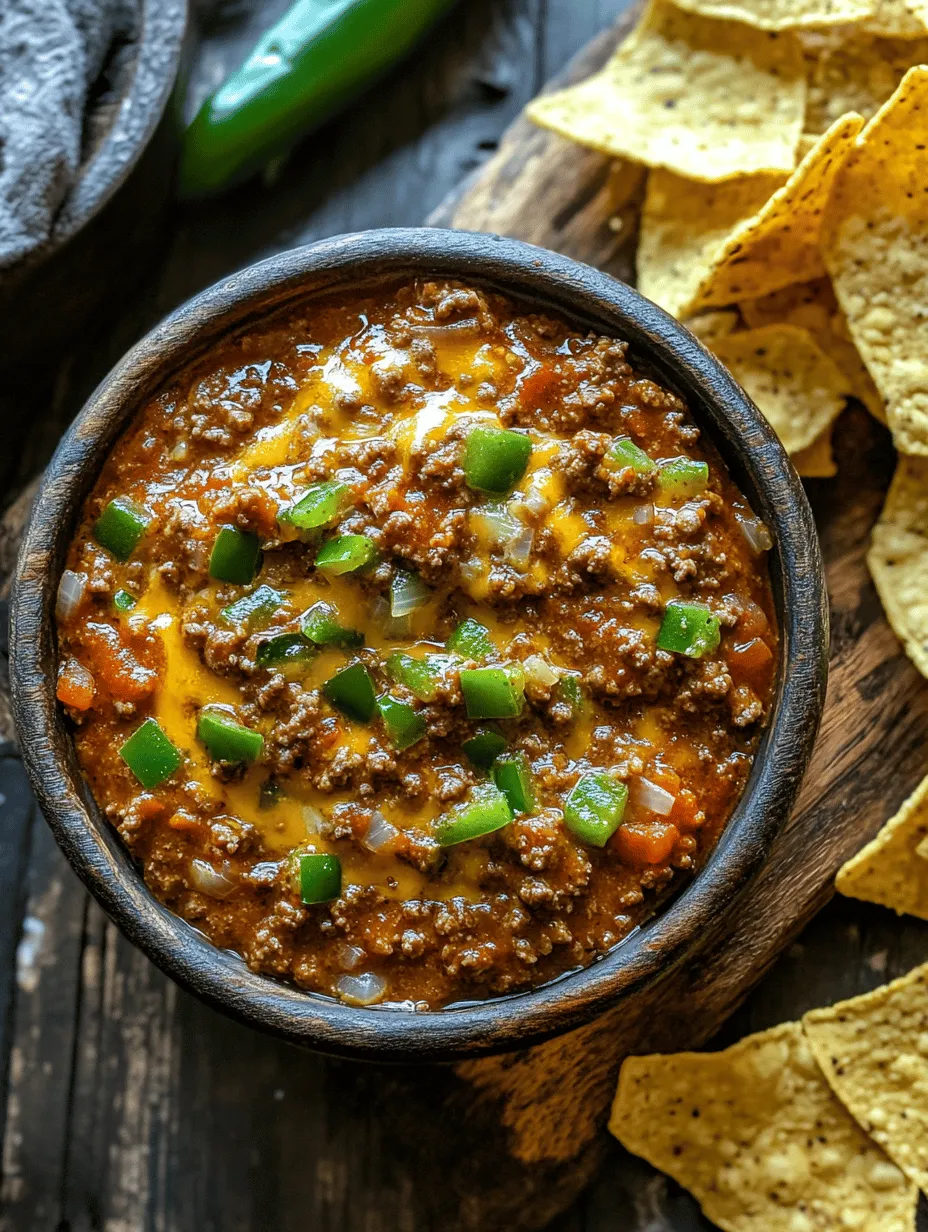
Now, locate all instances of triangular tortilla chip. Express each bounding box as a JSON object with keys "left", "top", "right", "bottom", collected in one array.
[
  {"left": 526, "top": 0, "right": 806, "bottom": 182},
  {"left": 793, "top": 426, "right": 838, "bottom": 476},
  {"left": 673, "top": 0, "right": 875, "bottom": 28},
  {"left": 803, "top": 32, "right": 928, "bottom": 135},
  {"left": 804, "top": 963, "right": 928, "bottom": 1196},
  {"left": 862, "top": 0, "right": 928, "bottom": 37},
  {"left": 710, "top": 324, "right": 852, "bottom": 453},
  {"left": 823, "top": 67, "right": 928, "bottom": 455},
  {"left": 836, "top": 772, "right": 928, "bottom": 915},
  {"left": 610, "top": 1021, "right": 918, "bottom": 1231},
  {"left": 638, "top": 114, "right": 862, "bottom": 318},
  {"left": 867, "top": 456, "right": 928, "bottom": 679}
]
